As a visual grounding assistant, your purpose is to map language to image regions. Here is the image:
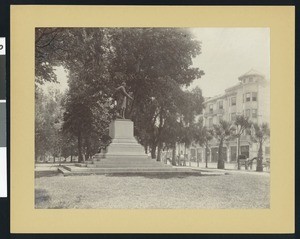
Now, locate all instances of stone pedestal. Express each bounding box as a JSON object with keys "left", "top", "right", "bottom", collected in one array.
[
  {"left": 104, "top": 119, "right": 147, "bottom": 159},
  {"left": 61, "top": 120, "right": 199, "bottom": 174},
  {"left": 90, "top": 119, "right": 168, "bottom": 168}
]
